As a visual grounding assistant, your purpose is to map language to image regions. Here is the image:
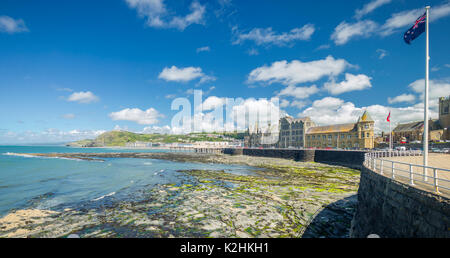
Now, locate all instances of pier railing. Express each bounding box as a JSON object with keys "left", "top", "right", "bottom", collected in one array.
[{"left": 364, "top": 150, "right": 450, "bottom": 195}]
